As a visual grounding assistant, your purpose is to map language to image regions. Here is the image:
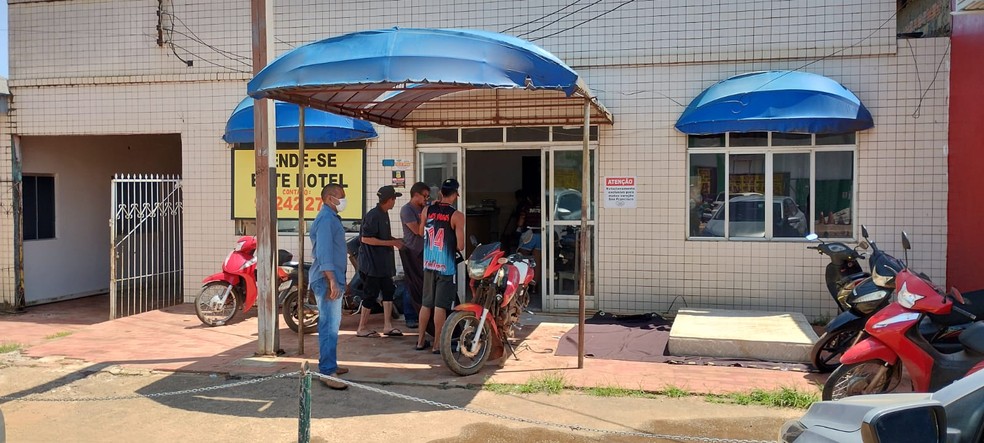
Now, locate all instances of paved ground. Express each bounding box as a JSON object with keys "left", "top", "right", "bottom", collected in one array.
[
  {"left": 0, "top": 361, "right": 802, "bottom": 443},
  {"left": 0, "top": 295, "right": 824, "bottom": 395}
]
